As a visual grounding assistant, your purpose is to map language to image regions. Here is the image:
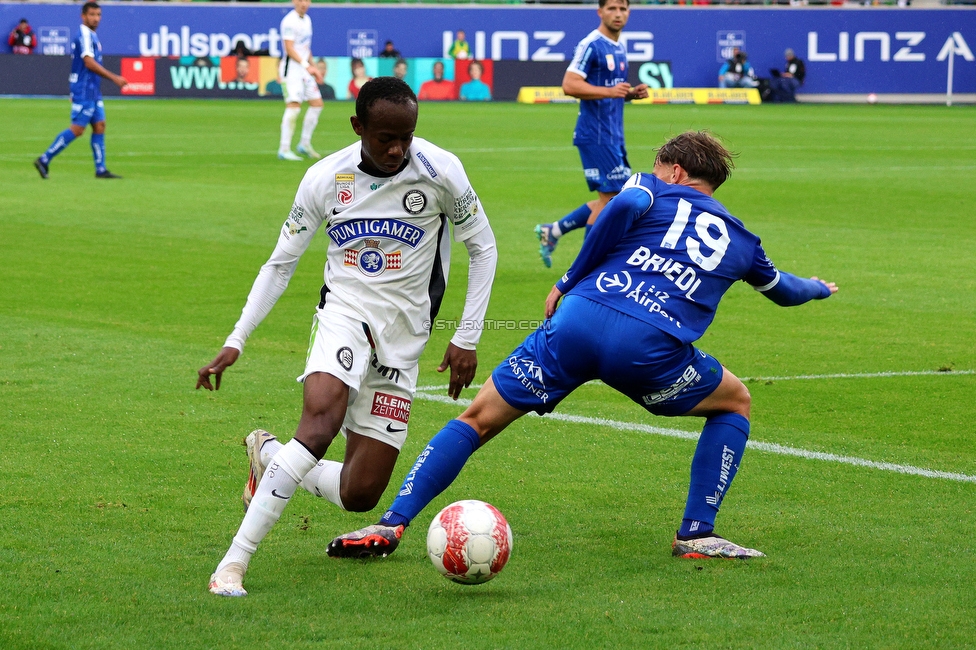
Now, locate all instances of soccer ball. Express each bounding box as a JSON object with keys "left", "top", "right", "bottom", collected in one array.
[{"left": 426, "top": 500, "right": 512, "bottom": 585}]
